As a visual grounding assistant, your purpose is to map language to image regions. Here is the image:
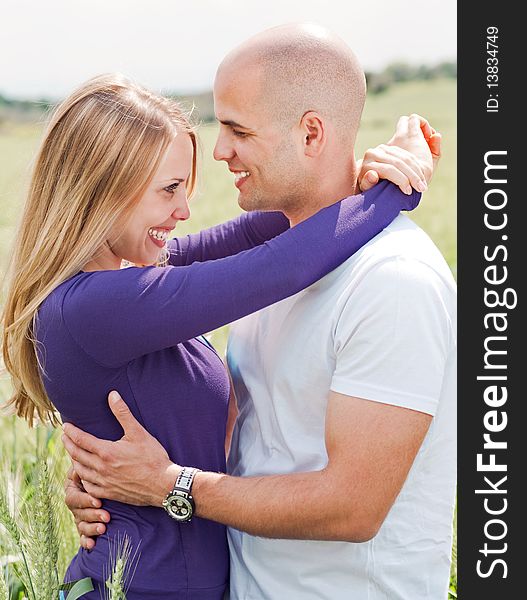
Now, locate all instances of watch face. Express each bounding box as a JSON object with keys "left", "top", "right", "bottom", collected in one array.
[{"left": 164, "top": 493, "right": 194, "bottom": 521}]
